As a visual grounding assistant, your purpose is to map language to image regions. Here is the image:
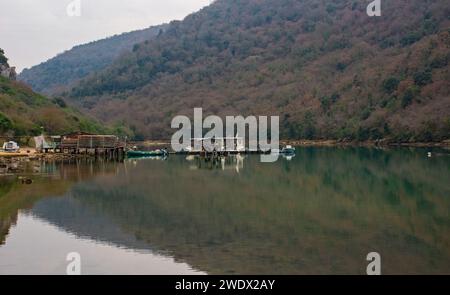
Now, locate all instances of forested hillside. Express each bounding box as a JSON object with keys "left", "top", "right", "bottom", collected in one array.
[
  {"left": 0, "top": 76, "right": 105, "bottom": 136},
  {"left": 65, "top": 0, "right": 449, "bottom": 141},
  {"left": 18, "top": 24, "right": 167, "bottom": 95},
  {"left": 1, "top": 49, "right": 105, "bottom": 136}
]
